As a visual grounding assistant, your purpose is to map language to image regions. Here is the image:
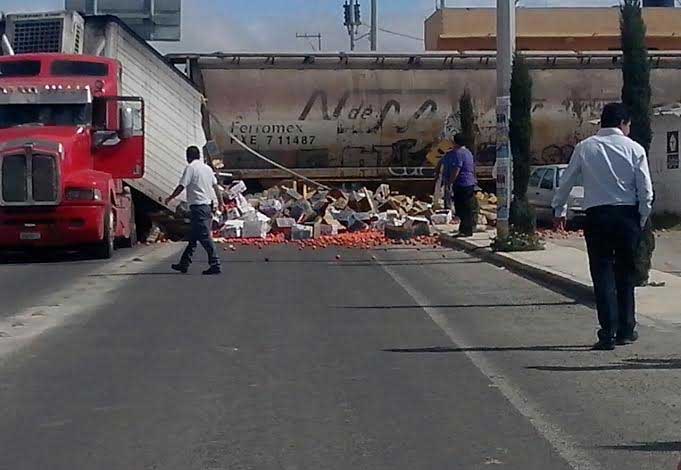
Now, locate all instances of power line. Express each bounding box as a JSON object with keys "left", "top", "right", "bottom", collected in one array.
[{"left": 377, "top": 27, "right": 424, "bottom": 42}]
